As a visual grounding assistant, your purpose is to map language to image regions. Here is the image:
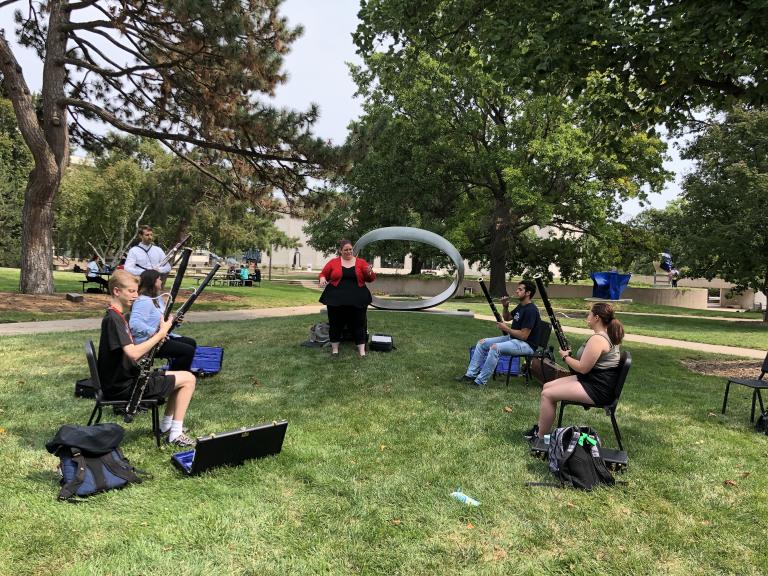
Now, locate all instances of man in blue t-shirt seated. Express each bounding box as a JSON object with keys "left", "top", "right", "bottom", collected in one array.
[{"left": 455, "top": 279, "right": 541, "bottom": 386}]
